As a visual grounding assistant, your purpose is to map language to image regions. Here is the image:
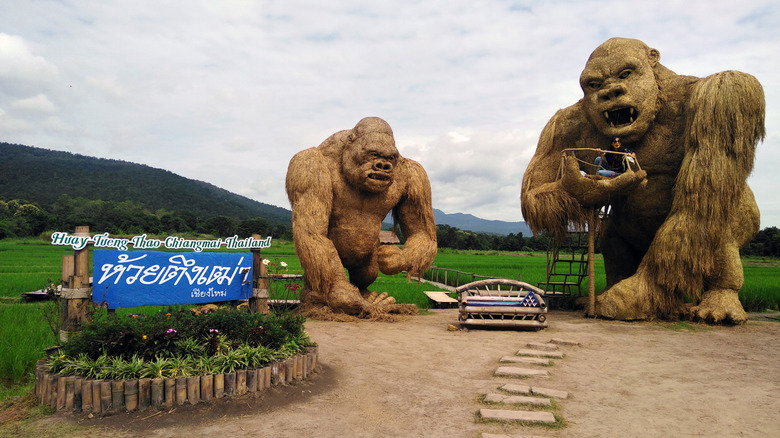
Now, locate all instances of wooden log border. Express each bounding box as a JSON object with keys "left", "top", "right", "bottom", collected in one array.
[{"left": 34, "top": 346, "right": 319, "bottom": 415}]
